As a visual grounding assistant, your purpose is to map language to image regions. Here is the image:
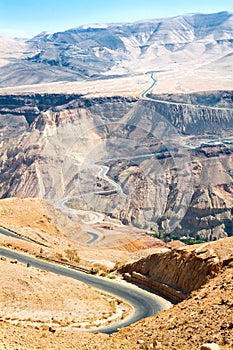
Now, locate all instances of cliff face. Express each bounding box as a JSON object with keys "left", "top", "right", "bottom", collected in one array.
[
  {"left": 0, "top": 93, "right": 233, "bottom": 240},
  {"left": 0, "top": 94, "right": 136, "bottom": 127},
  {"left": 119, "top": 237, "right": 233, "bottom": 301},
  {"left": 0, "top": 94, "right": 137, "bottom": 200},
  {"left": 175, "top": 185, "right": 233, "bottom": 240},
  {"left": 115, "top": 242, "right": 233, "bottom": 350},
  {"left": 146, "top": 98, "right": 233, "bottom": 135}
]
